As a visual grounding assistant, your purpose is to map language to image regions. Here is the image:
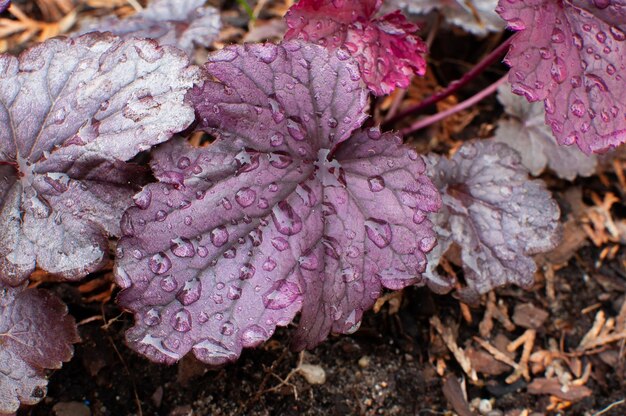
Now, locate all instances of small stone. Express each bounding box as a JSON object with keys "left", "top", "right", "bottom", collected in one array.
[
  {"left": 478, "top": 399, "right": 493, "bottom": 415},
  {"left": 52, "top": 402, "right": 91, "bottom": 416},
  {"left": 358, "top": 355, "right": 370, "bottom": 368},
  {"left": 298, "top": 364, "right": 326, "bottom": 384}
]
